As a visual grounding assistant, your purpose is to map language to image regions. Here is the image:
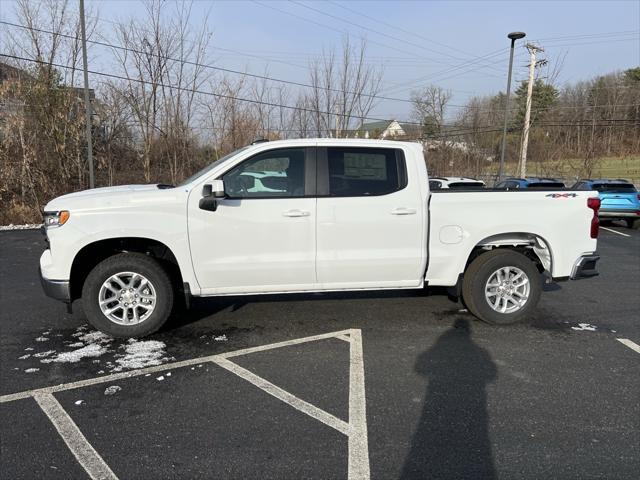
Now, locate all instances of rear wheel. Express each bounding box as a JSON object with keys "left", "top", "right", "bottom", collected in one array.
[
  {"left": 624, "top": 218, "right": 639, "bottom": 229},
  {"left": 82, "top": 253, "right": 174, "bottom": 337},
  {"left": 462, "top": 249, "right": 541, "bottom": 325}
]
